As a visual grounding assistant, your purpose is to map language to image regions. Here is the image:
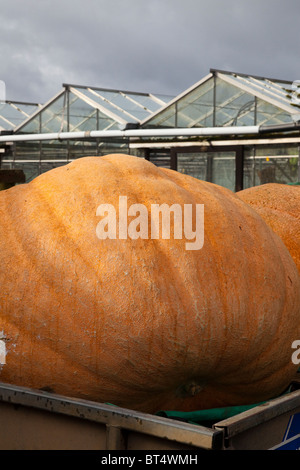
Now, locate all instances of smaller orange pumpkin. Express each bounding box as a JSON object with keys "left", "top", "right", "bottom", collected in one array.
[{"left": 238, "top": 183, "right": 300, "bottom": 273}]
